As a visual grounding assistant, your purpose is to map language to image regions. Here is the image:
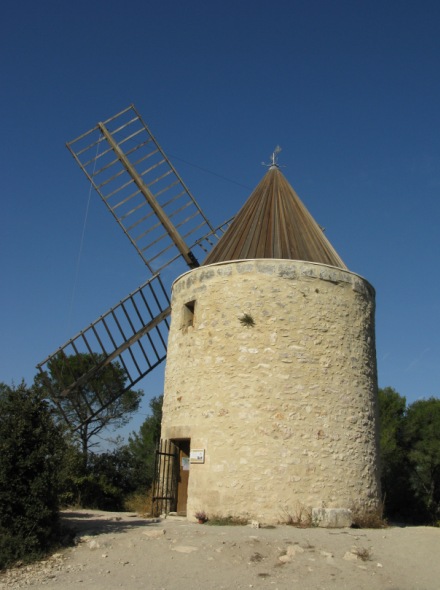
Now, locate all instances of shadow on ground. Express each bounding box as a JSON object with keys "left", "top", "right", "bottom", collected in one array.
[{"left": 61, "top": 510, "right": 160, "bottom": 537}]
